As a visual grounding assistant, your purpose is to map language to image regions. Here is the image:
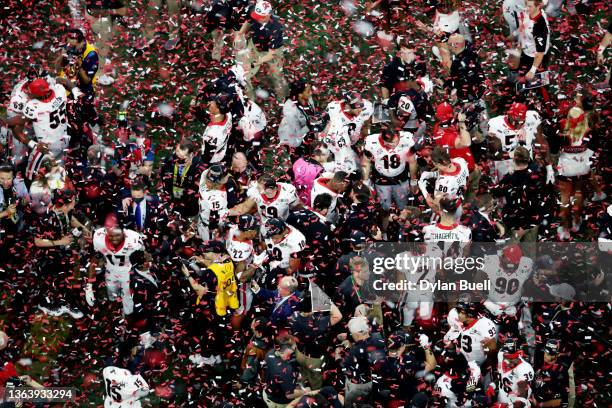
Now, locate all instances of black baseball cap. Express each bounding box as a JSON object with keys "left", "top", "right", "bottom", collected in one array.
[{"left": 349, "top": 230, "right": 367, "bottom": 246}]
